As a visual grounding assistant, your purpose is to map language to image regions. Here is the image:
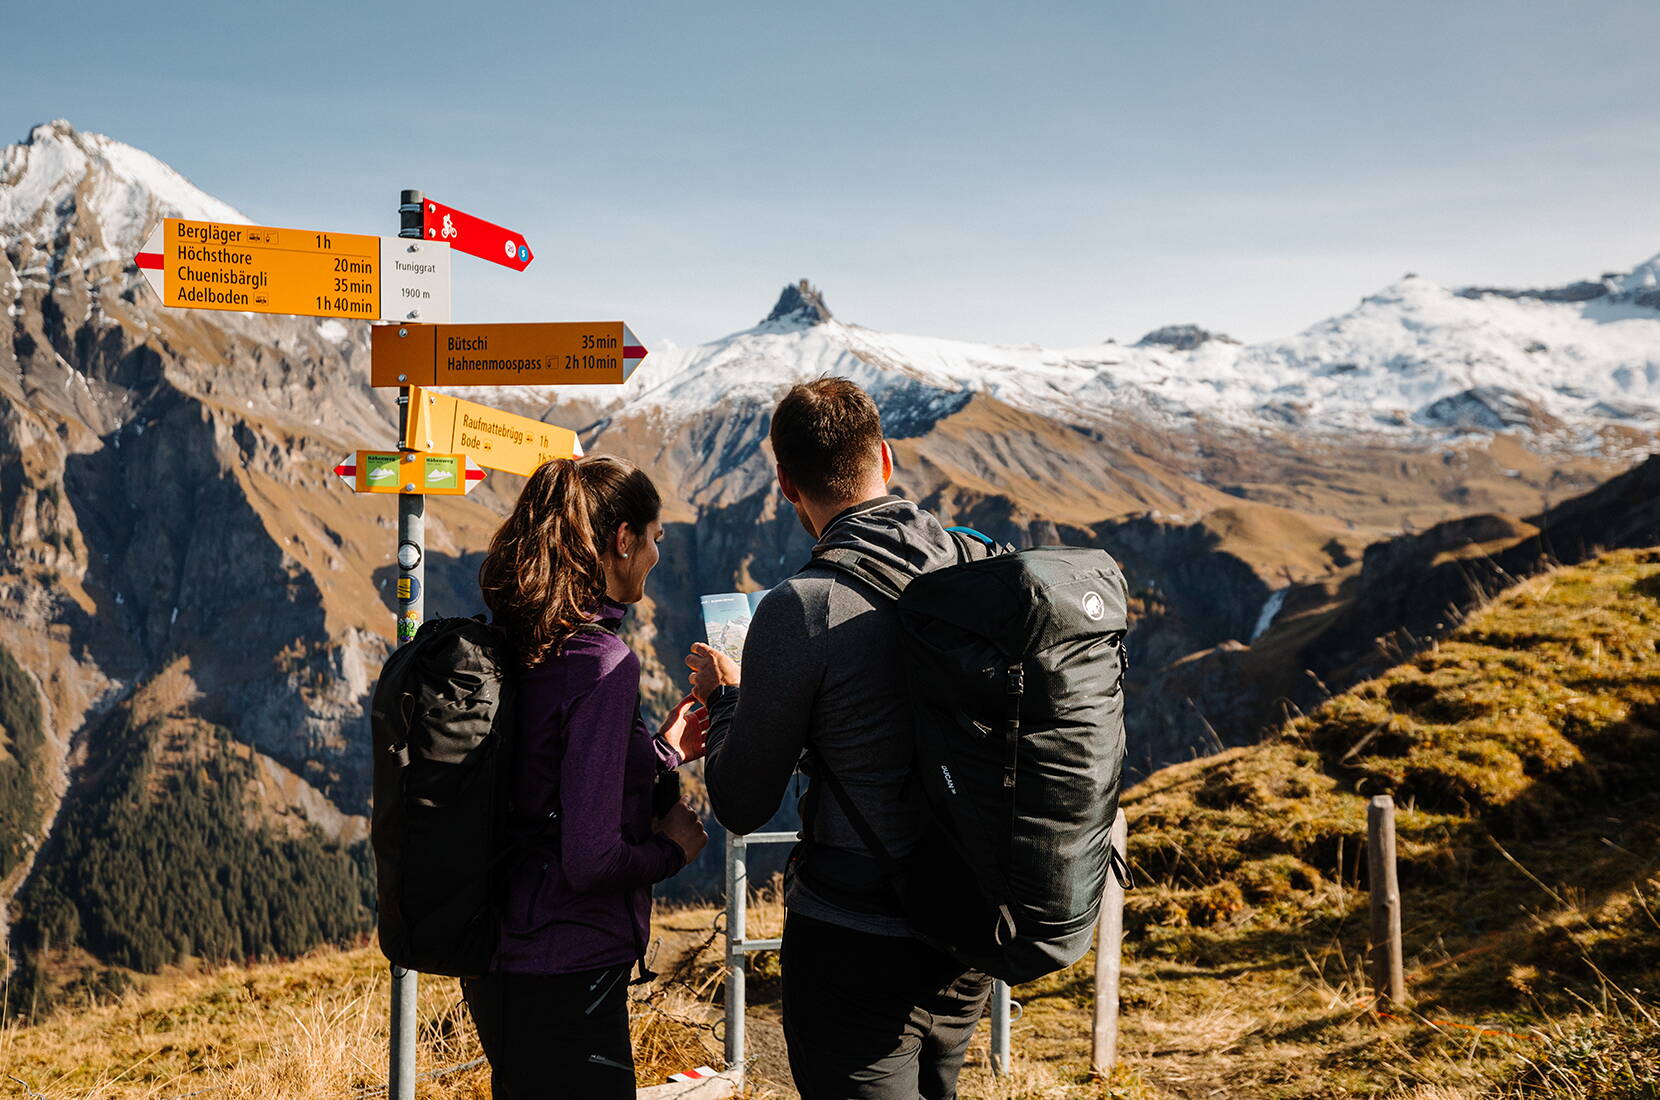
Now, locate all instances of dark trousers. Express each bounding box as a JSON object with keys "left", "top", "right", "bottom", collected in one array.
[
  {"left": 781, "top": 911, "right": 994, "bottom": 1100},
  {"left": 462, "top": 965, "right": 634, "bottom": 1100}
]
